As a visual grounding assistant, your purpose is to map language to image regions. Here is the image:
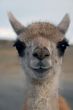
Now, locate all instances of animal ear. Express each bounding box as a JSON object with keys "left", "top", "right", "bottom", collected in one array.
[
  {"left": 8, "top": 12, "right": 26, "bottom": 35},
  {"left": 57, "top": 14, "right": 70, "bottom": 34}
]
